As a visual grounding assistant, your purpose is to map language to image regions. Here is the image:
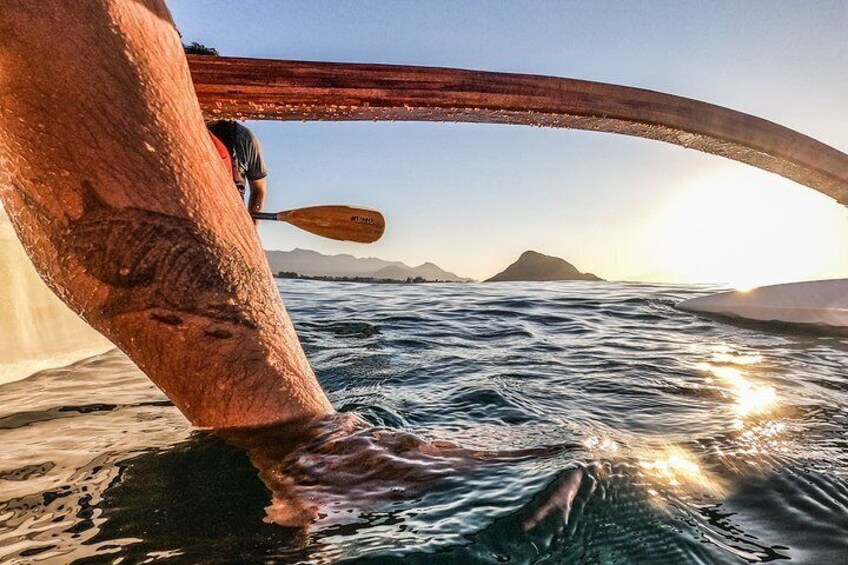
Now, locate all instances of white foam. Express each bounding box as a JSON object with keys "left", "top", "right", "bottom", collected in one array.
[{"left": 0, "top": 206, "right": 113, "bottom": 385}]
